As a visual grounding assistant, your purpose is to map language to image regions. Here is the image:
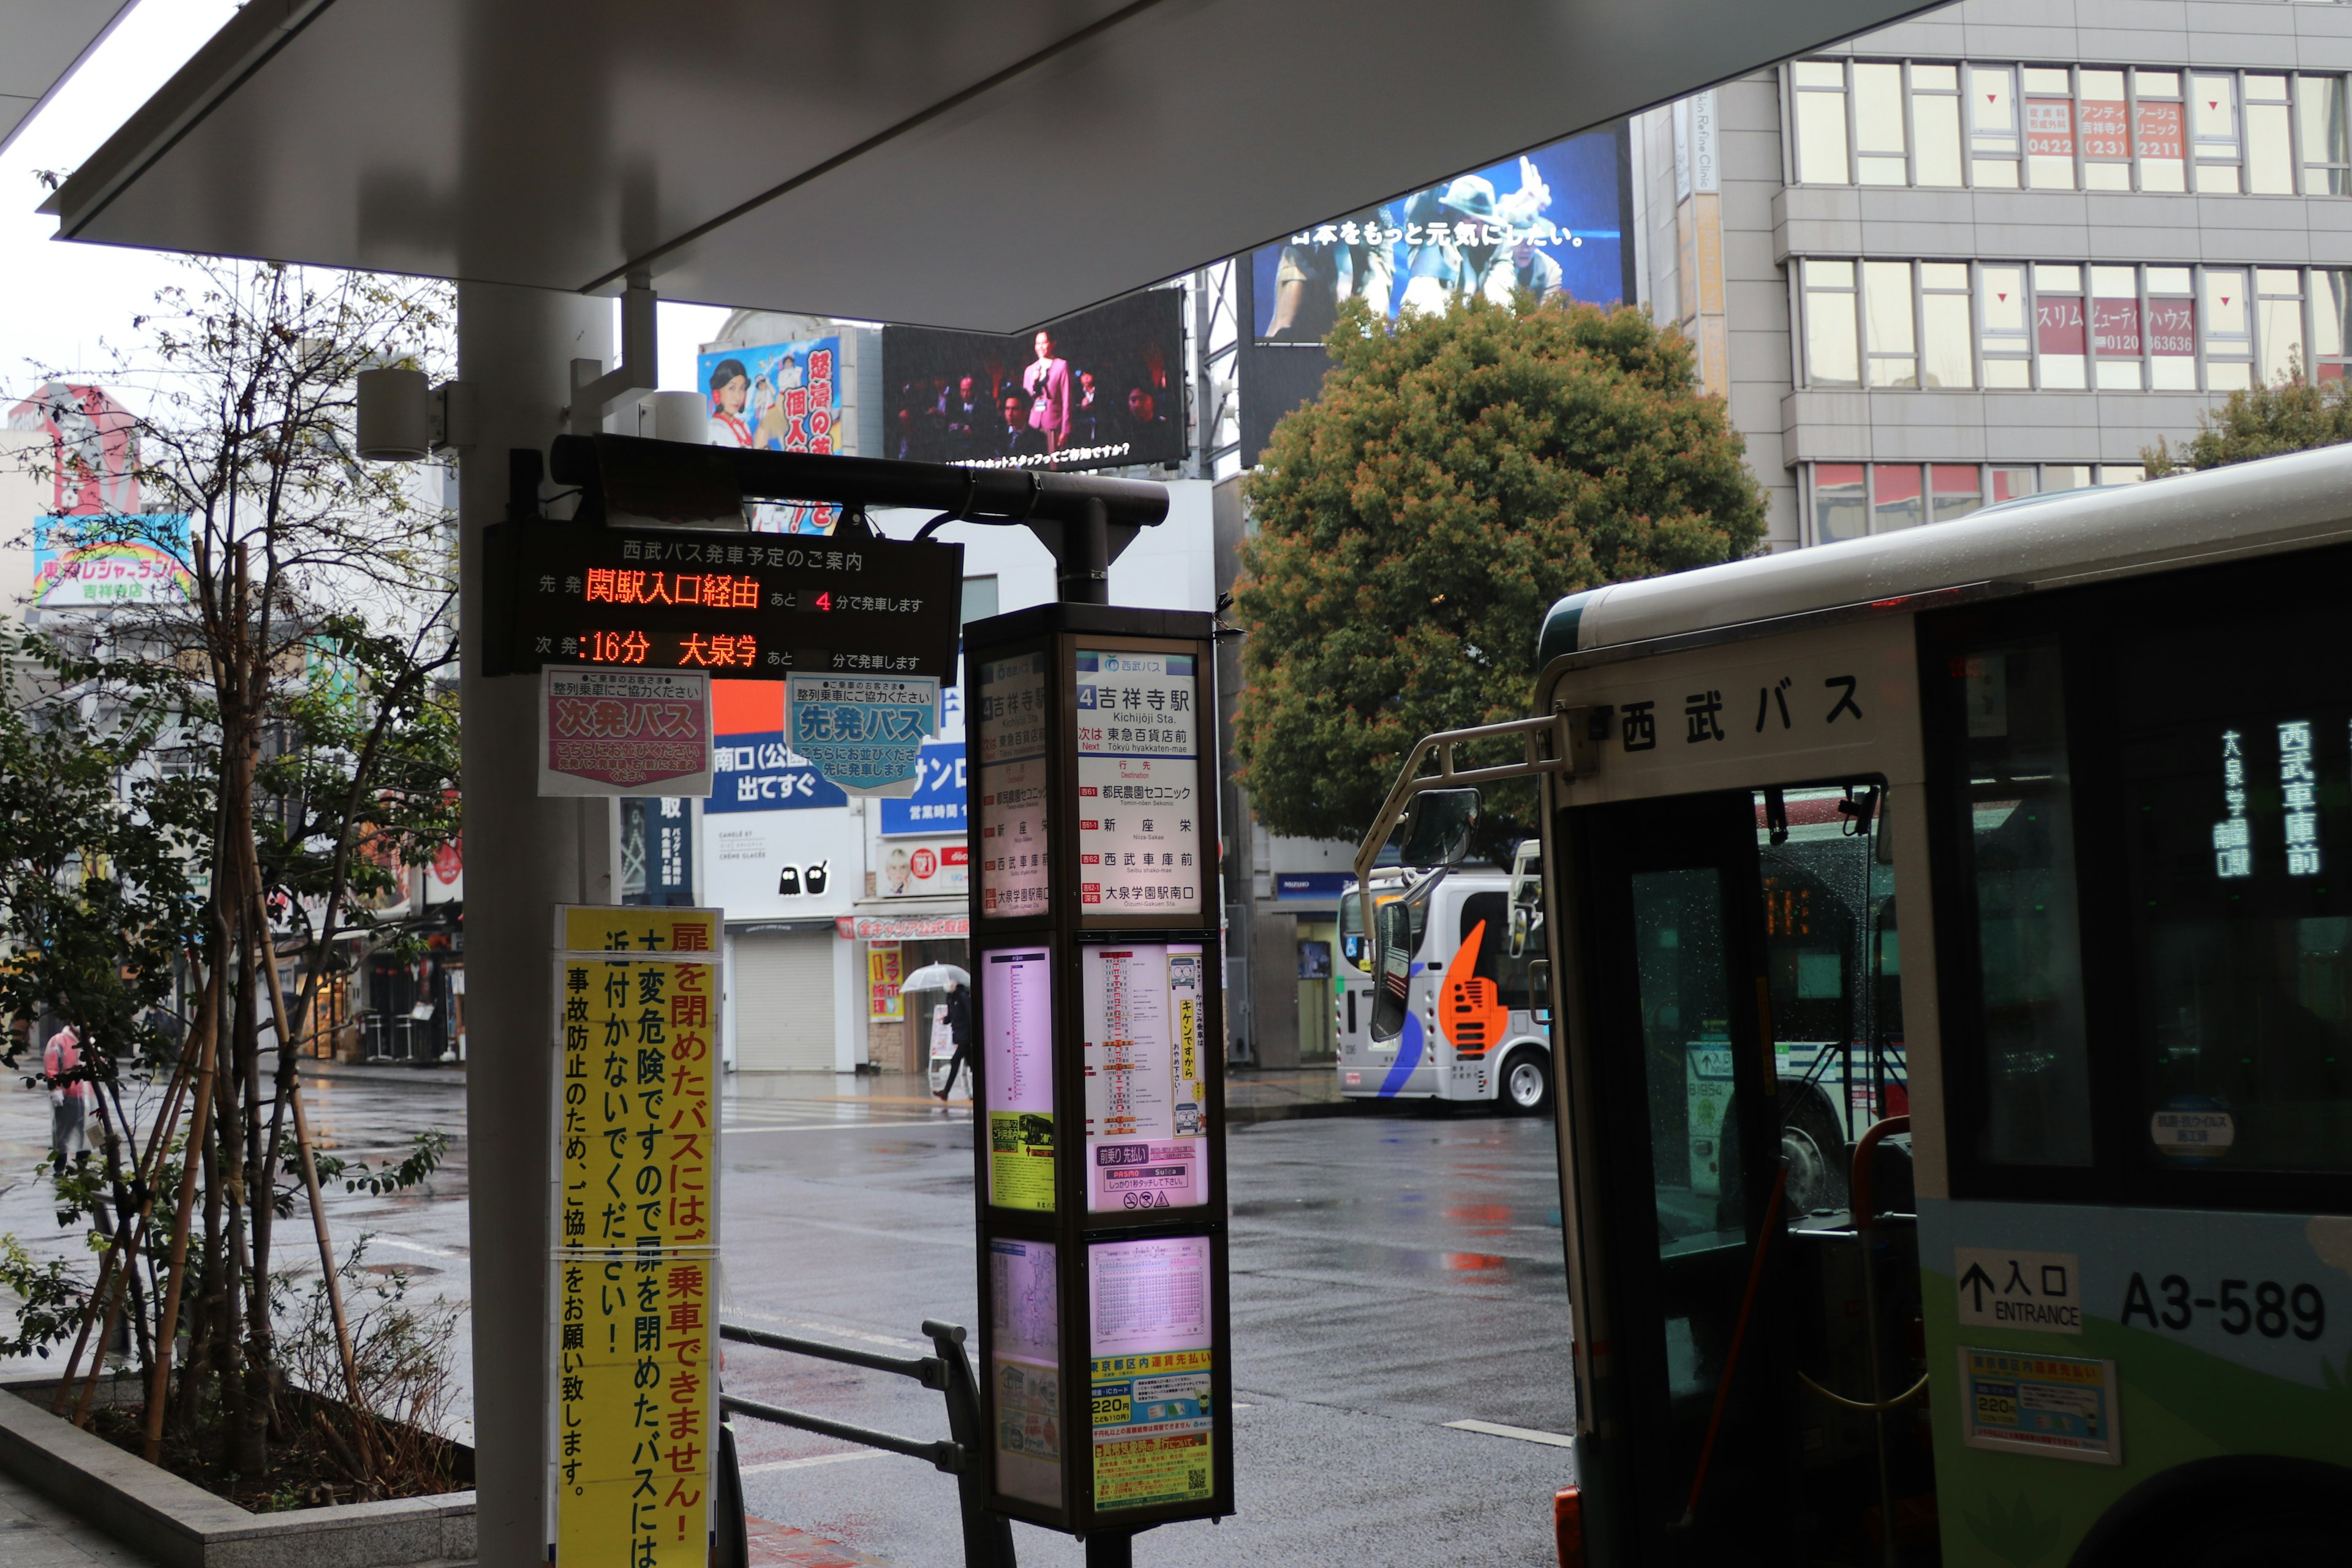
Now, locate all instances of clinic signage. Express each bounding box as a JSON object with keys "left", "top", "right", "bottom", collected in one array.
[{"left": 962, "top": 603, "right": 1232, "bottom": 1540}]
